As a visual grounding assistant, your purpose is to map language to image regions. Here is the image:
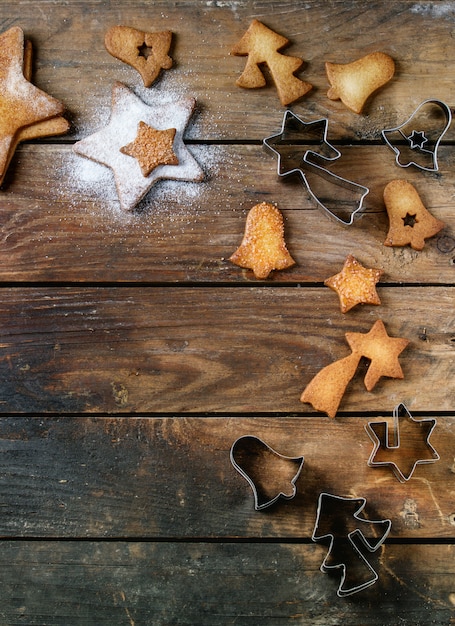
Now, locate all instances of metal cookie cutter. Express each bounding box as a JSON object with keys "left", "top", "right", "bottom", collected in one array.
[
  {"left": 365, "top": 402, "right": 440, "bottom": 483},
  {"left": 382, "top": 99, "right": 452, "bottom": 172},
  {"left": 312, "top": 492, "right": 391, "bottom": 597},
  {"left": 263, "top": 109, "right": 369, "bottom": 226},
  {"left": 230, "top": 435, "right": 304, "bottom": 511}
]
